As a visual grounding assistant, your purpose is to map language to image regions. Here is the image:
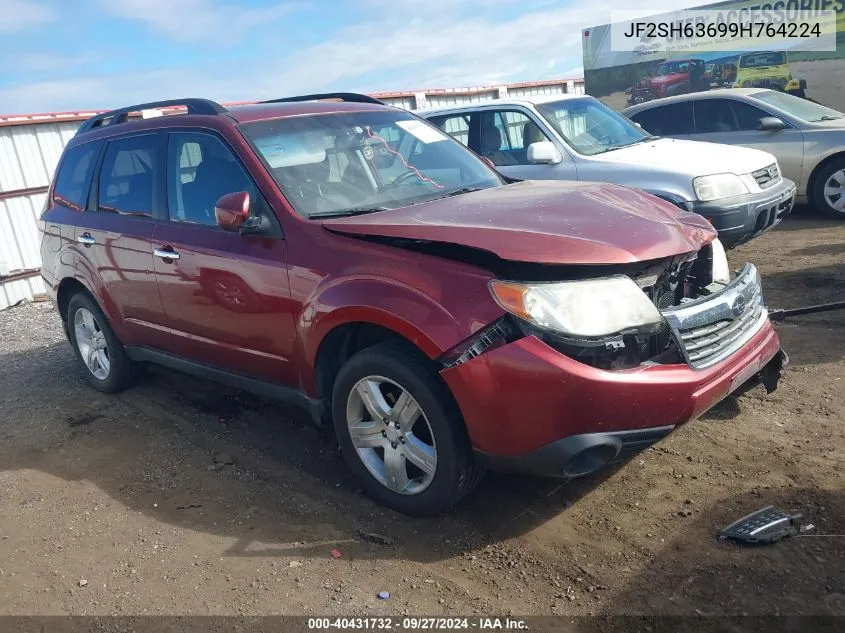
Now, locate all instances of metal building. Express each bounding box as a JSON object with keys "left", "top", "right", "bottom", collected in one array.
[
  {"left": 0, "top": 111, "right": 91, "bottom": 310},
  {"left": 373, "top": 77, "right": 585, "bottom": 110},
  {"left": 0, "top": 77, "right": 584, "bottom": 310}
]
